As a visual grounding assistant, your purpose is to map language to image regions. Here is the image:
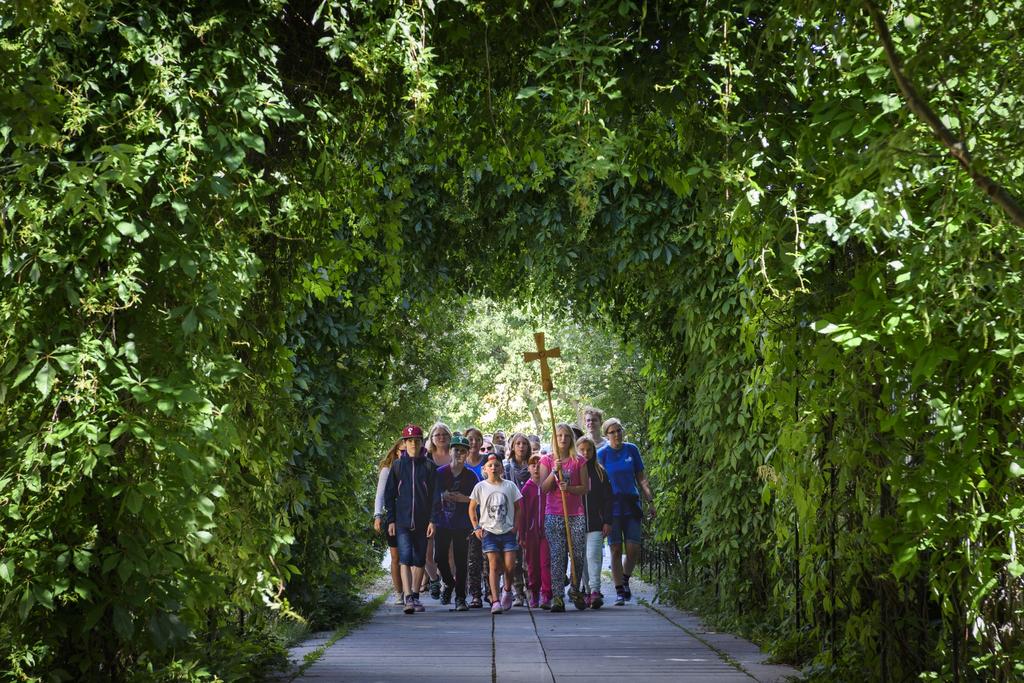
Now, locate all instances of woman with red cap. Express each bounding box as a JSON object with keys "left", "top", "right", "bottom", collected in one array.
[{"left": 384, "top": 424, "right": 437, "bottom": 614}]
